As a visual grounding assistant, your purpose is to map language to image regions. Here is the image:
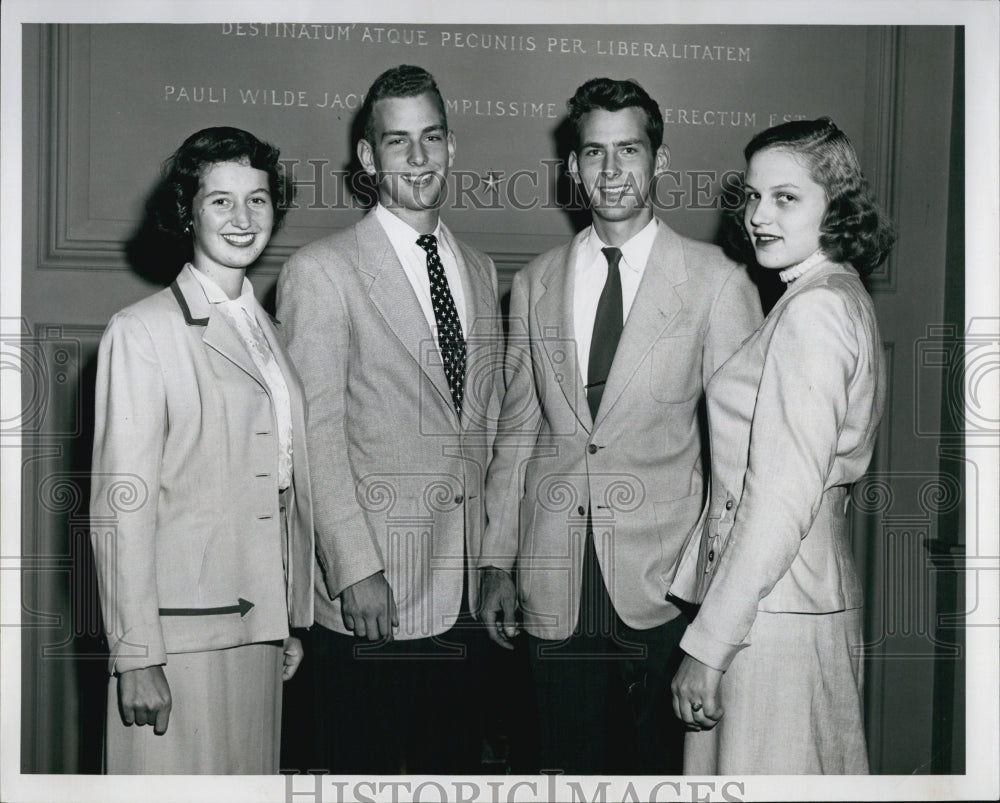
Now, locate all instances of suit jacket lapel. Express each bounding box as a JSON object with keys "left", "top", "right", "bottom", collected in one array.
[
  {"left": 172, "top": 266, "right": 265, "bottom": 387},
  {"left": 537, "top": 231, "right": 591, "bottom": 432},
  {"left": 441, "top": 225, "right": 495, "bottom": 329},
  {"left": 359, "top": 213, "right": 457, "bottom": 418},
  {"left": 595, "top": 223, "right": 685, "bottom": 428},
  {"left": 442, "top": 225, "right": 498, "bottom": 431}
]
